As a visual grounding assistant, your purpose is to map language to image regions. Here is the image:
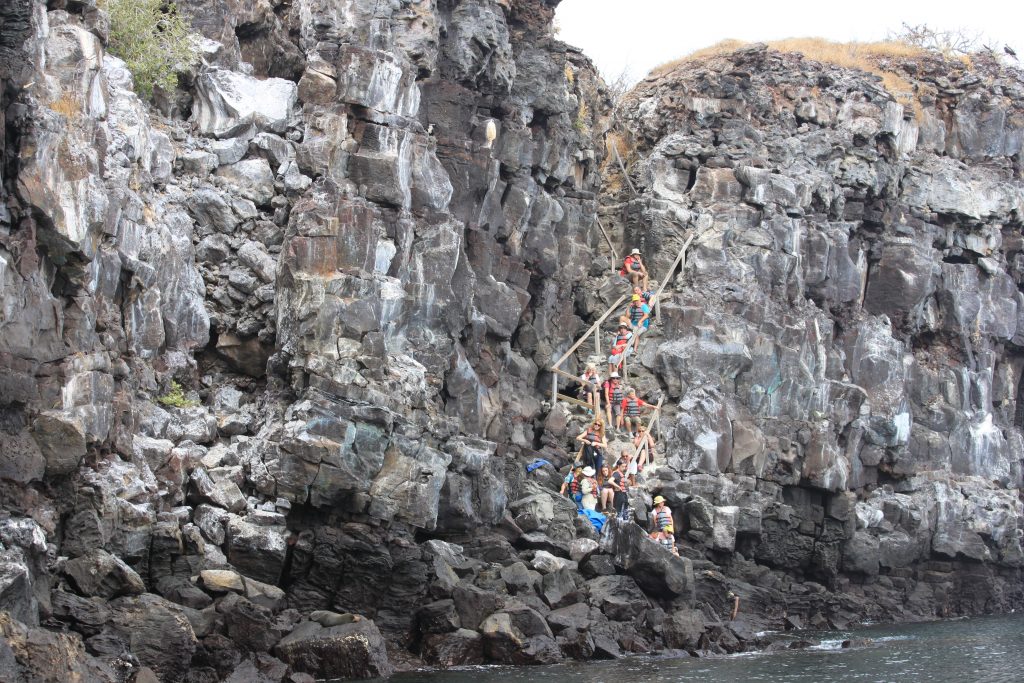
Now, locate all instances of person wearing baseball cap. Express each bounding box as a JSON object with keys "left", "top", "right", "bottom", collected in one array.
[{"left": 627, "top": 293, "right": 651, "bottom": 352}]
